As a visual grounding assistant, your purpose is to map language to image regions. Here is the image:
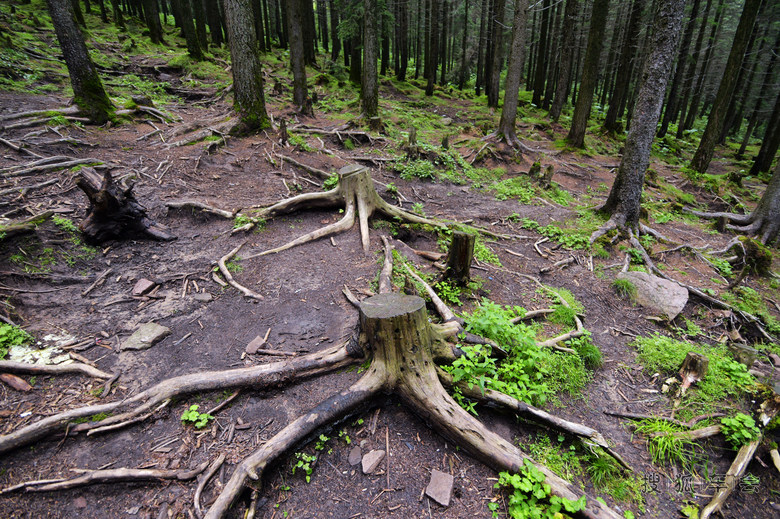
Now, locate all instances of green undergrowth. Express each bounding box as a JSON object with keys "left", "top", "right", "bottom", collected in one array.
[
  {"left": 0, "top": 323, "right": 33, "bottom": 360},
  {"left": 634, "top": 419, "right": 702, "bottom": 470},
  {"left": 633, "top": 334, "right": 757, "bottom": 421},
  {"left": 491, "top": 460, "right": 586, "bottom": 518},
  {"left": 721, "top": 286, "right": 780, "bottom": 336}
]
